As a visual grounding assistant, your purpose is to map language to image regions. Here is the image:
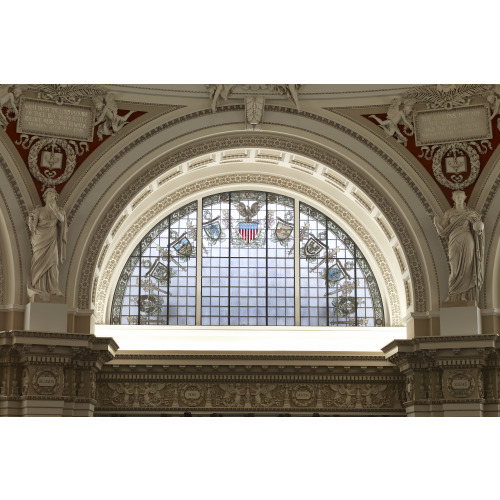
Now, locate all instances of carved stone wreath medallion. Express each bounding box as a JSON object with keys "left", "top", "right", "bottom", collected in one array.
[
  {"left": 446, "top": 371, "right": 475, "bottom": 398},
  {"left": 290, "top": 384, "right": 316, "bottom": 407},
  {"left": 33, "top": 369, "right": 60, "bottom": 396},
  {"left": 431, "top": 143, "right": 480, "bottom": 191},
  {"left": 179, "top": 384, "right": 206, "bottom": 407},
  {"left": 27, "top": 137, "right": 77, "bottom": 188}
]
